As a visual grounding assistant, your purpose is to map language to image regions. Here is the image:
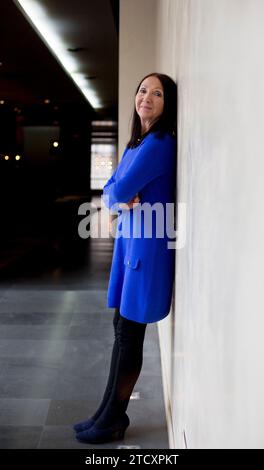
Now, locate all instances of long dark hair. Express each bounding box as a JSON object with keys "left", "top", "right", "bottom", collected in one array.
[{"left": 127, "top": 72, "right": 177, "bottom": 148}]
